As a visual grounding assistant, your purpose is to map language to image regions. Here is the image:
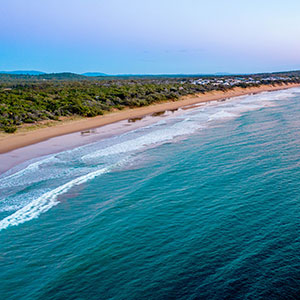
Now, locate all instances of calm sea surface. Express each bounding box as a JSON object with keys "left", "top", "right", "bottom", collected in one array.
[{"left": 1, "top": 88, "right": 300, "bottom": 299}]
